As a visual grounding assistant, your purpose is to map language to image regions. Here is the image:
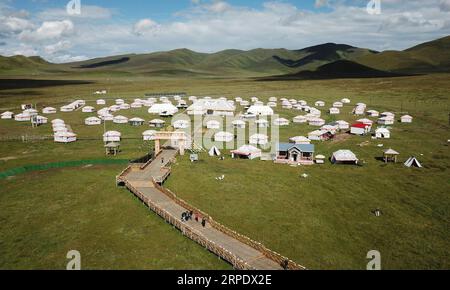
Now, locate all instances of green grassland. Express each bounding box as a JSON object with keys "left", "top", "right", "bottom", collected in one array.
[{"left": 0, "top": 73, "right": 449, "bottom": 269}]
